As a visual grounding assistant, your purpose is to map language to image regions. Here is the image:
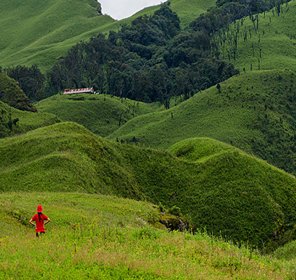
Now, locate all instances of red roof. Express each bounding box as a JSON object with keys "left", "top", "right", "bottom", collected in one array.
[{"left": 63, "top": 87, "right": 94, "bottom": 94}]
